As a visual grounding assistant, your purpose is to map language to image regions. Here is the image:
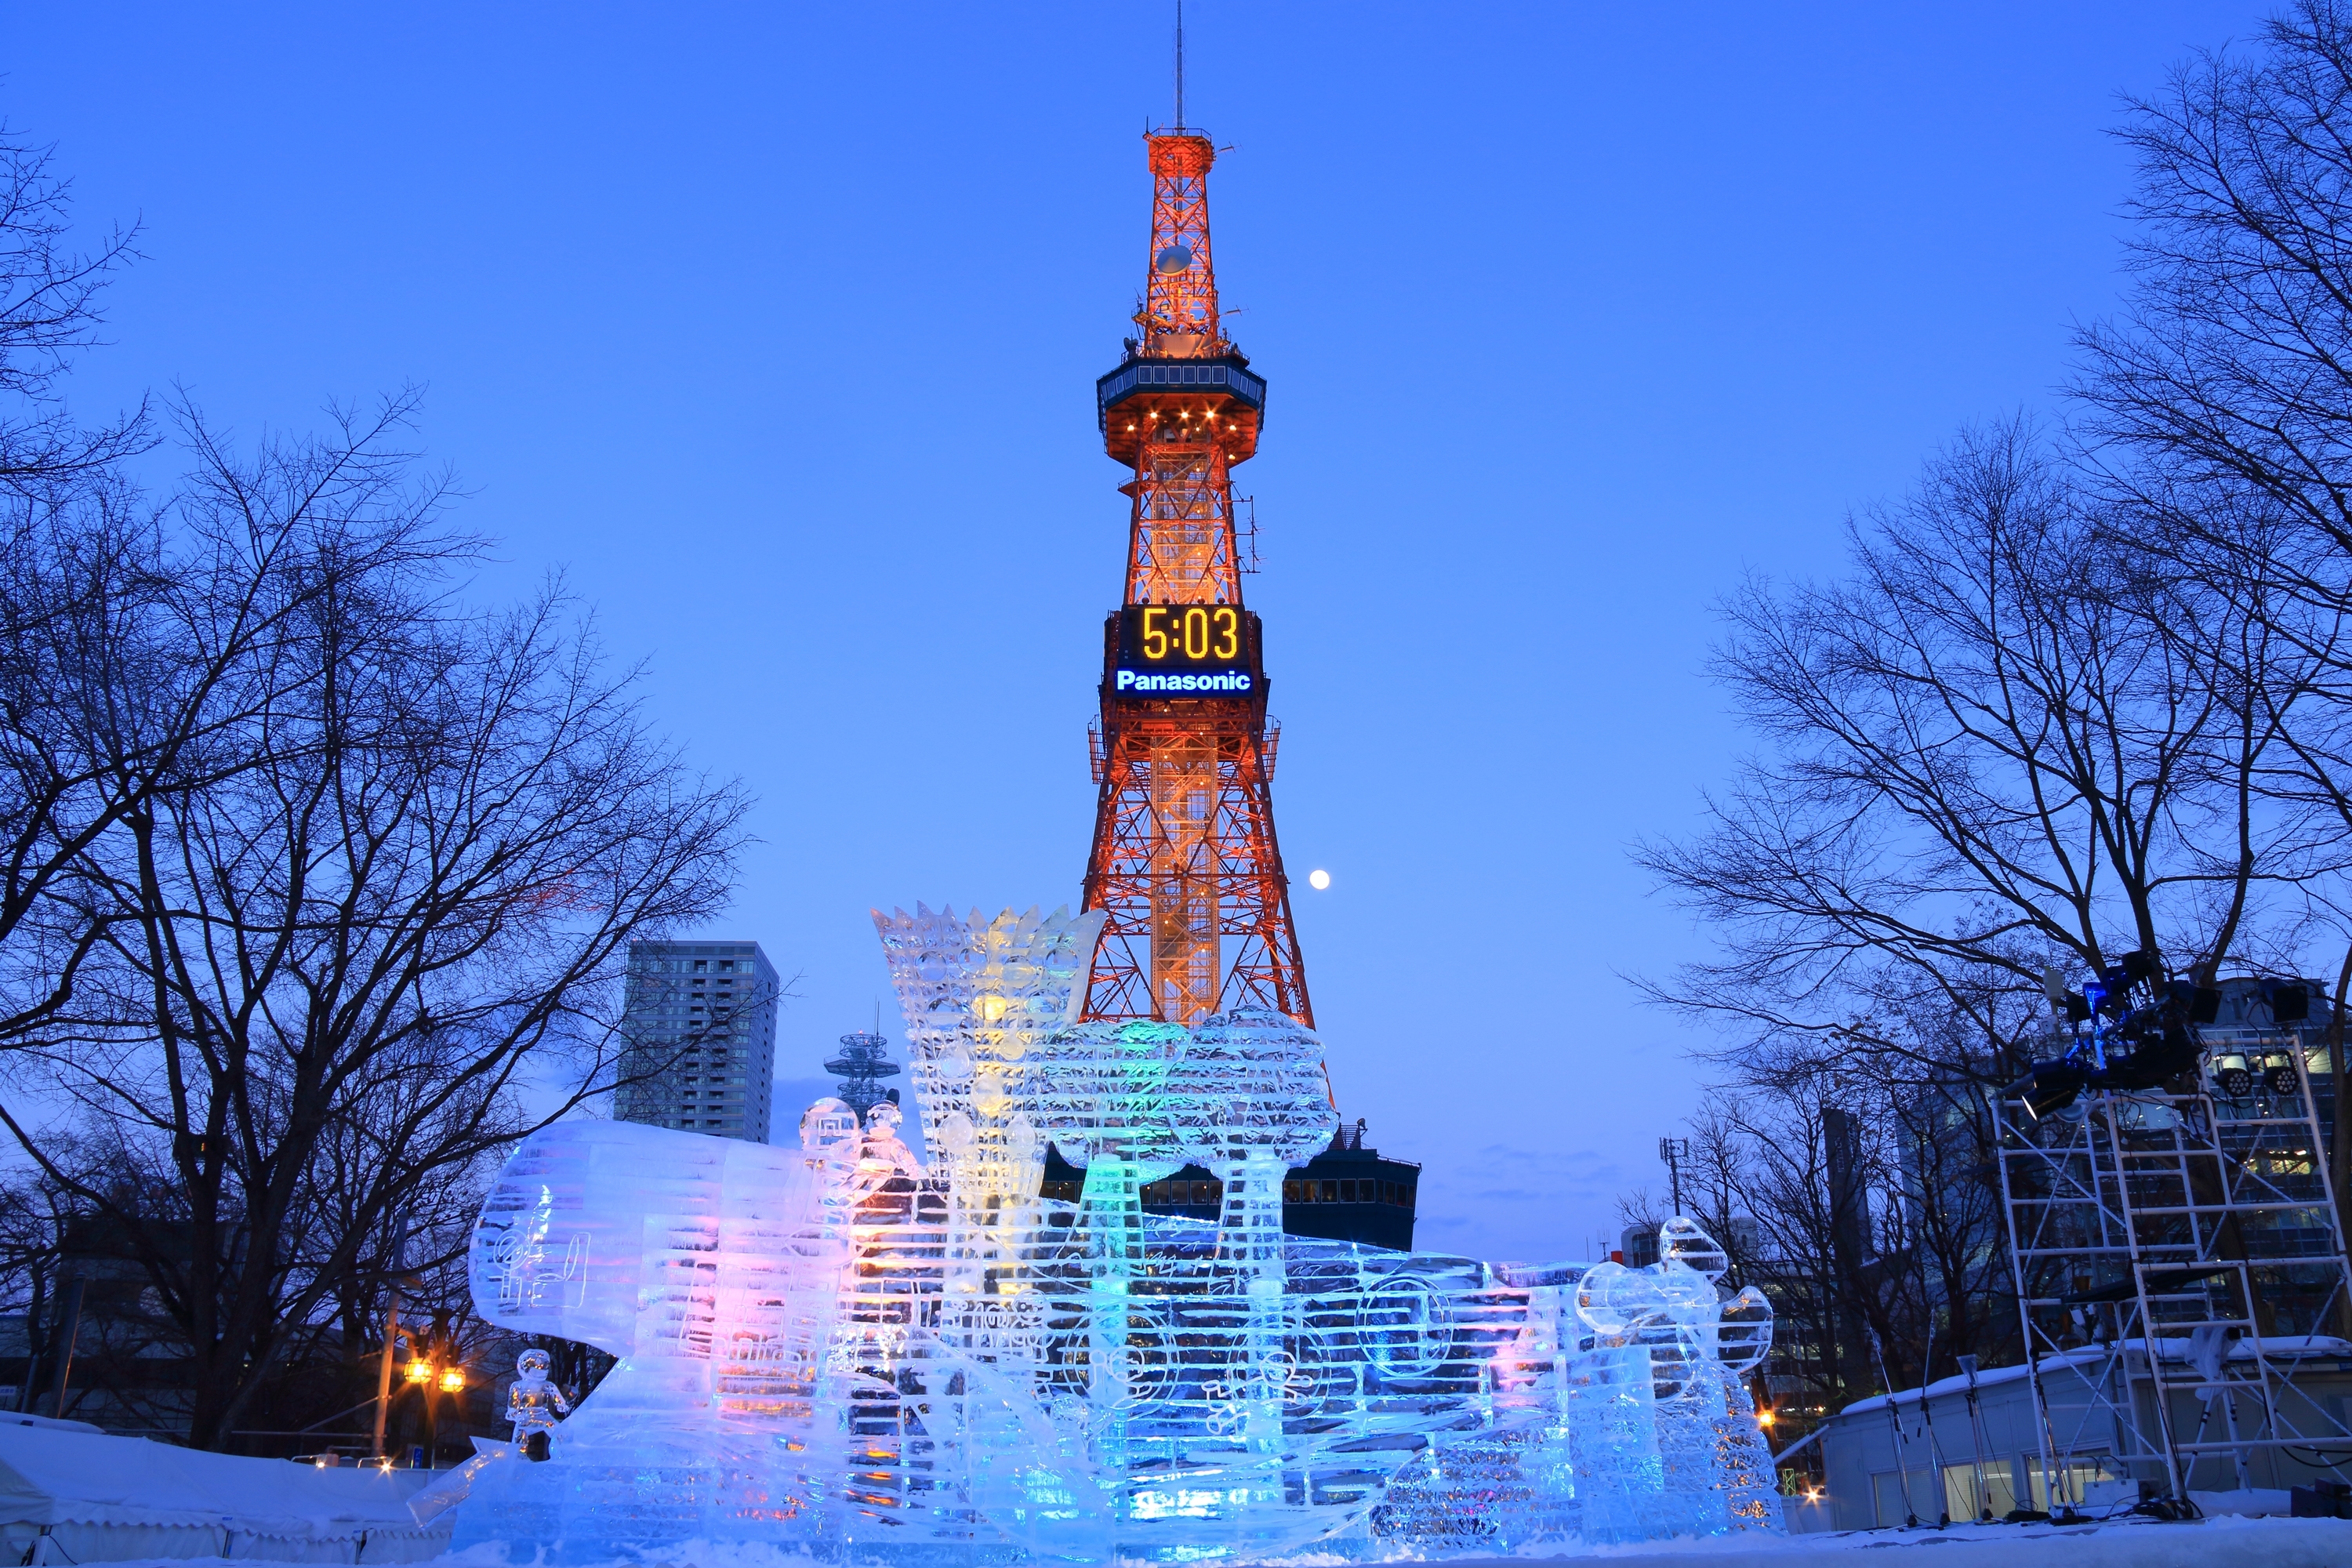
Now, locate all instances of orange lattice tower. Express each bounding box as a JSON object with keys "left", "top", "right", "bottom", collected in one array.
[{"left": 1080, "top": 125, "right": 1308, "bottom": 1028}]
